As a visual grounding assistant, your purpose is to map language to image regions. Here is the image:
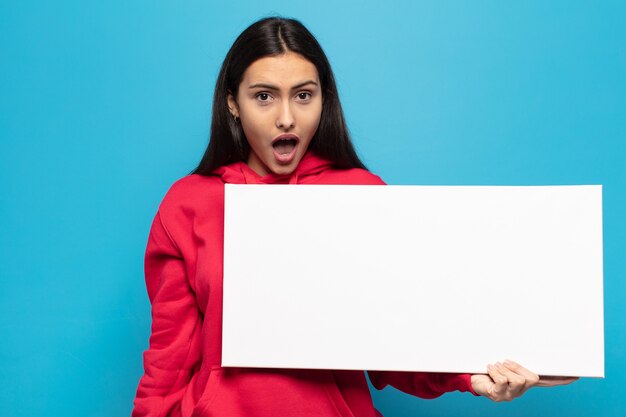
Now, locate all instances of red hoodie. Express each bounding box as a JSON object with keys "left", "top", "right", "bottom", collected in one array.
[{"left": 132, "top": 152, "right": 476, "bottom": 417}]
